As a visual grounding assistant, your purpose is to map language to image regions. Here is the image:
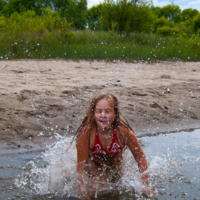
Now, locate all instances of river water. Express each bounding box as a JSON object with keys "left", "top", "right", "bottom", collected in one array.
[{"left": 0, "top": 129, "right": 199, "bottom": 200}]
